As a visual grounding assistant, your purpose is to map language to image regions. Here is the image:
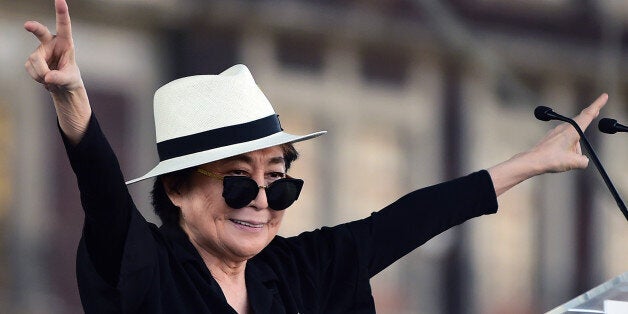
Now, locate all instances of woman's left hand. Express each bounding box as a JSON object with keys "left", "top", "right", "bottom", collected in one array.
[
  {"left": 488, "top": 93, "right": 608, "bottom": 196},
  {"left": 528, "top": 93, "right": 607, "bottom": 173}
]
